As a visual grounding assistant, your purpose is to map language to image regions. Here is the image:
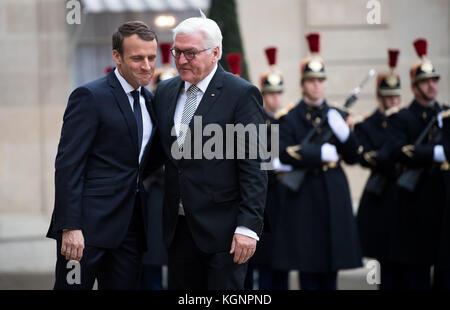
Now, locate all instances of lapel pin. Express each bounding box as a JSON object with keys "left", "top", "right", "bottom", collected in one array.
[{"left": 211, "top": 93, "right": 215, "bottom": 97}]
